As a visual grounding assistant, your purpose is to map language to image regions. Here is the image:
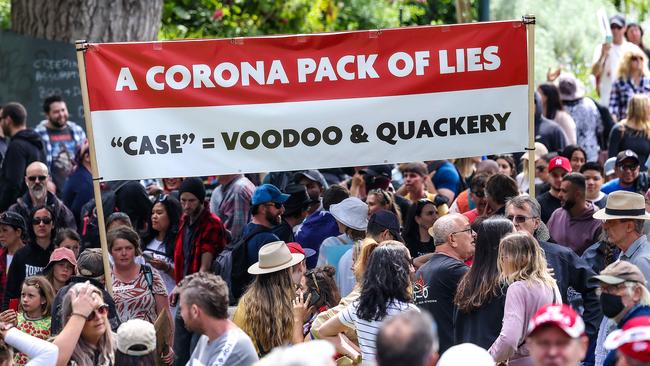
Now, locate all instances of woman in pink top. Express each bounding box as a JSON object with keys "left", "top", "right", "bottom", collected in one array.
[{"left": 488, "top": 232, "right": 560, "bottom": 366}]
